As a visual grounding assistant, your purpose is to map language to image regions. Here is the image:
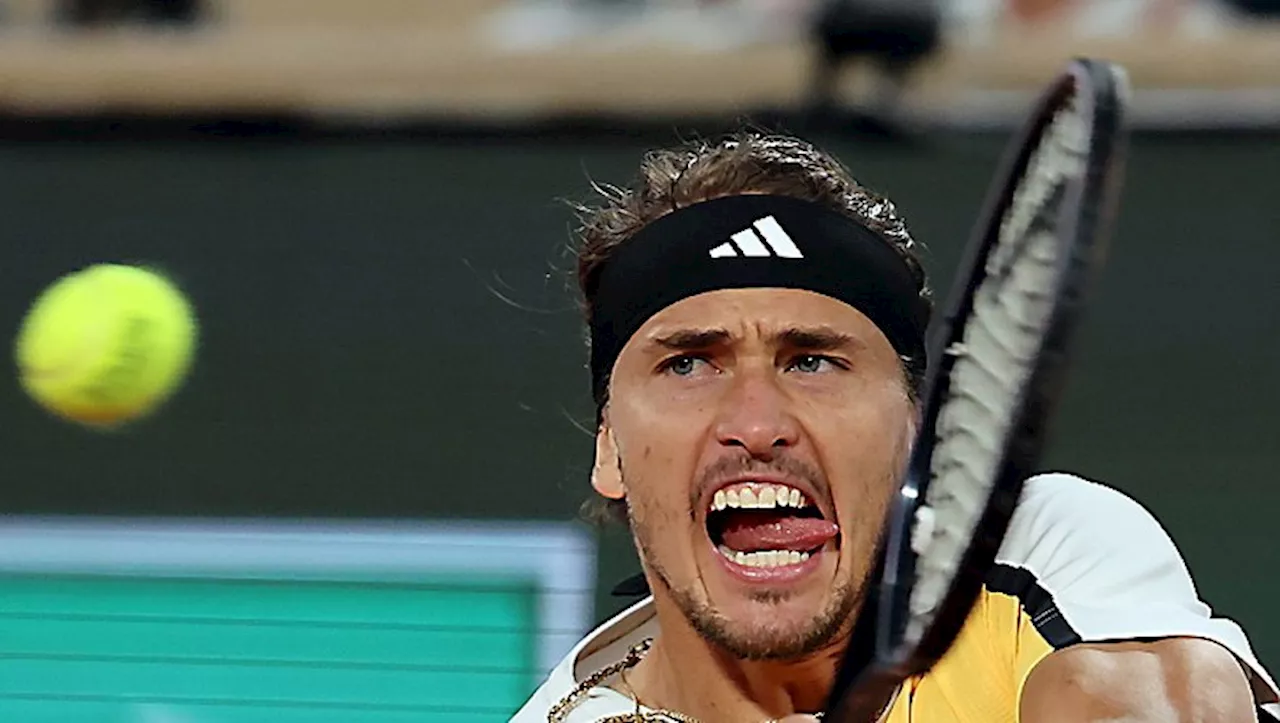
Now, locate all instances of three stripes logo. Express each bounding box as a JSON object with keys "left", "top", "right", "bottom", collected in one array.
[{"left": 708, "top": 216, "right": 804, "bottom": 259}]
